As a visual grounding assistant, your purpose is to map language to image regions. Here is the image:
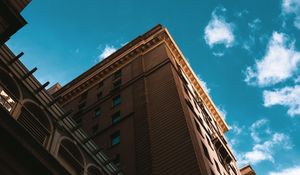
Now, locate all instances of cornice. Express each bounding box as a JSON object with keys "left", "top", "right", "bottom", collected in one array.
[
  {"left": 162, "top": 29, "right": 229, "bottom": 133},
  {"left": 57, "top": 25, "right": 229, "bottom": 133}
]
